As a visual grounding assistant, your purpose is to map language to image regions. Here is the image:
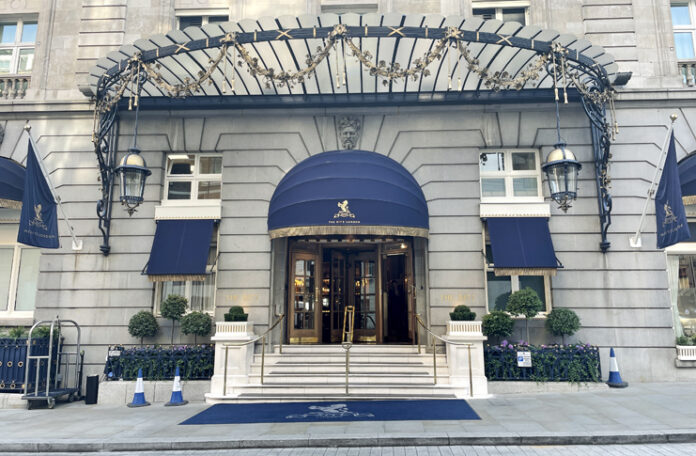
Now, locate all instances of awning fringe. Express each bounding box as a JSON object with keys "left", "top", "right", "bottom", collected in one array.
[
  {"left": 494, "top": 268, "right": 557, "bottom": 277},
  {"left": 269, "top": 225, "right": 428, "bottom": 239}
]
